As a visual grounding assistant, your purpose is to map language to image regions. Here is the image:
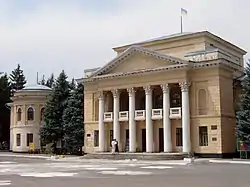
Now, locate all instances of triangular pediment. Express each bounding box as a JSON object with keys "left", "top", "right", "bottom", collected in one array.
[{"left": 90, "top": 46, "right": 187, "bottom": 77}]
